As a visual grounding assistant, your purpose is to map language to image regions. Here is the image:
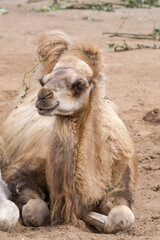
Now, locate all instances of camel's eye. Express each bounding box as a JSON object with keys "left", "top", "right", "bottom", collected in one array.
[{"left": 71, "top": 79, "right": 86, "bottom": 95}]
